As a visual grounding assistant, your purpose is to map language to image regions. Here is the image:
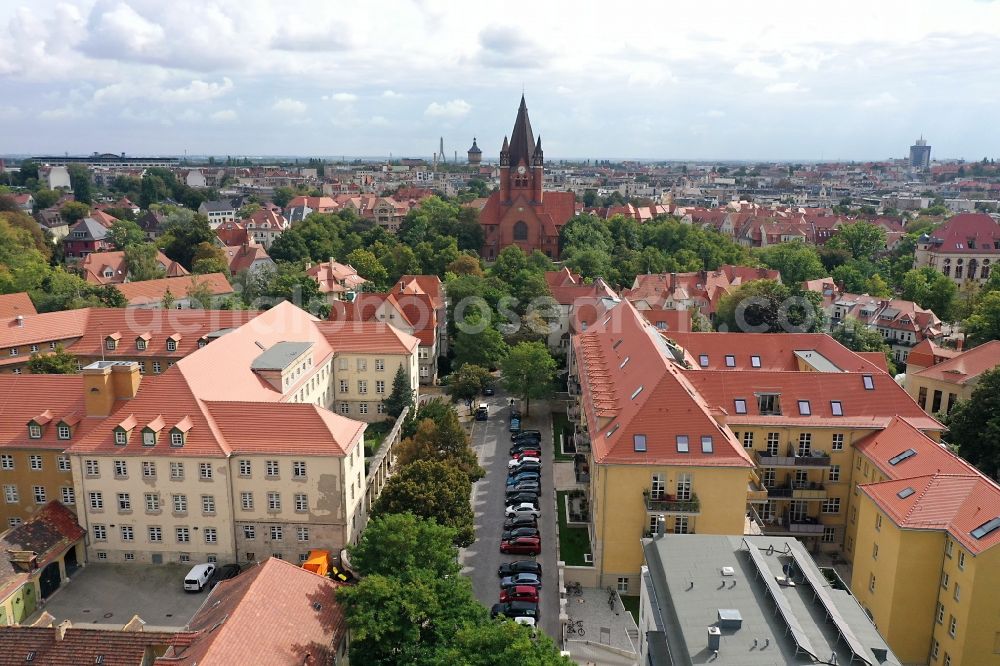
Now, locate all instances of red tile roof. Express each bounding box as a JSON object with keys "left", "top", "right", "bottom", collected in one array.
[
  {"left": 327, "top": 293, "right": 435, "bottom": 347},
  {"left": 0, "top": 501, "right": 85, "bottom": 600},
  {"left": 856, "top": 352, "right": 890, "bottom": 373},
  {"left": 305, "top": 260, "right": 367, "bottom": 294},
  {"left": 905, "top": 338, "right": 960, "bottom": 371},
  {"left": 0, "top": 293, "right": 36, "bottom": 319},
  {"left": 222, "top": 243, "right": 272, "bottom": 274},
  {"left": 398, "top": 275, "right": 445, "bottom": 309},
  {"left": 910, "top": 340, "right": 1000, "bottom": 385},
  {"left": 78, "top": 250, "right": 188, "bottom": 285},
  {"left": 921, "top": 213, "right": 1000, "bottom": 254},
  {"left": 0, "top": 626, "right": 192, "bottom": 666},
  {"left": 115, "top": 274, "right": 233, "bottom": 307},
  {"left": 205, "top": 402, "right": 364, "bottom": 456},
  {"left": 160, "top": 557, "right": 346, "bottom": 665},
  {"left": 315, "top": 320, "right": 420, "bottom": 355},
  {"left": 0, "top": 375, "right": 101, "bottom": 450}
]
